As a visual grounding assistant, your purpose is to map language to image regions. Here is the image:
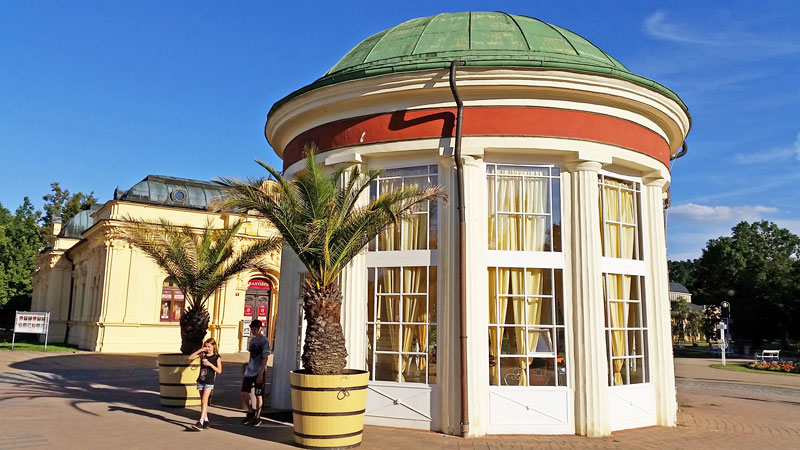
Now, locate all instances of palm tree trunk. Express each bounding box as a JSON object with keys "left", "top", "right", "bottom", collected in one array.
[{"left": 302, "top": 281, "right": 348, "bottom": 375}]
